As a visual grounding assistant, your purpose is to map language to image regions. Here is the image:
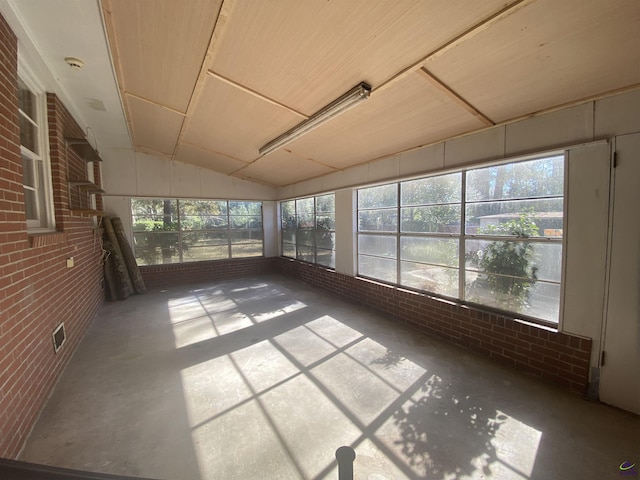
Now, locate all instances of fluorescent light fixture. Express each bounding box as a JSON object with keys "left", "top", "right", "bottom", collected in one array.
[{"left": 259, "top": 82, "right": 371, "bottom": 156}]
